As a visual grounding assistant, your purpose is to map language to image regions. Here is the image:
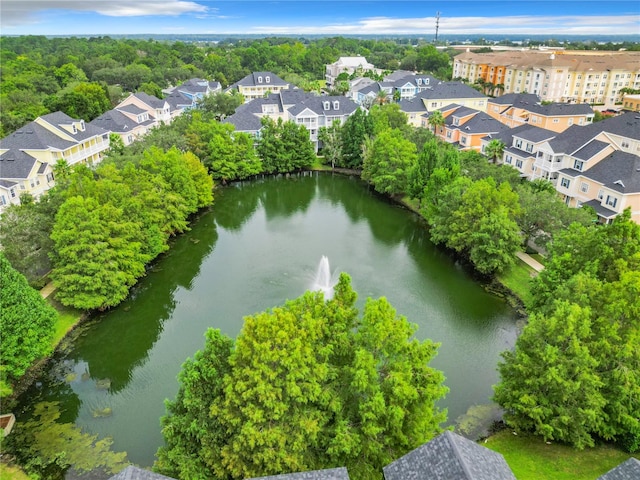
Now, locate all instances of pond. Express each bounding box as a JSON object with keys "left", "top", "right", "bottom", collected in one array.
[{"left": 18, "top": 172, "right": 520, "bottom": 468}]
